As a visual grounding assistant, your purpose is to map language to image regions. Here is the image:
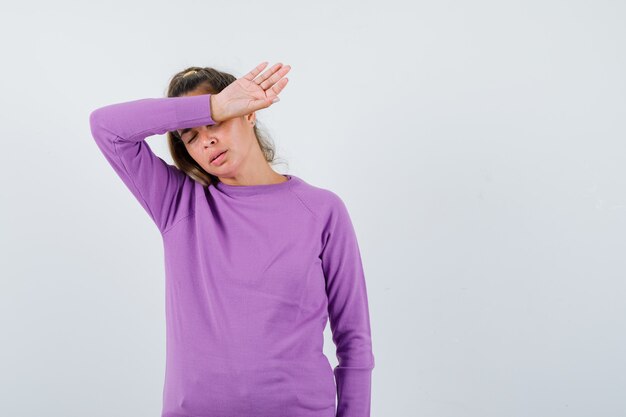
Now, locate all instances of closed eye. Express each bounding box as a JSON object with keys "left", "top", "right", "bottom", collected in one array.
[{"left": 184, "top": 123, "right": 218, "bottom": 144}]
